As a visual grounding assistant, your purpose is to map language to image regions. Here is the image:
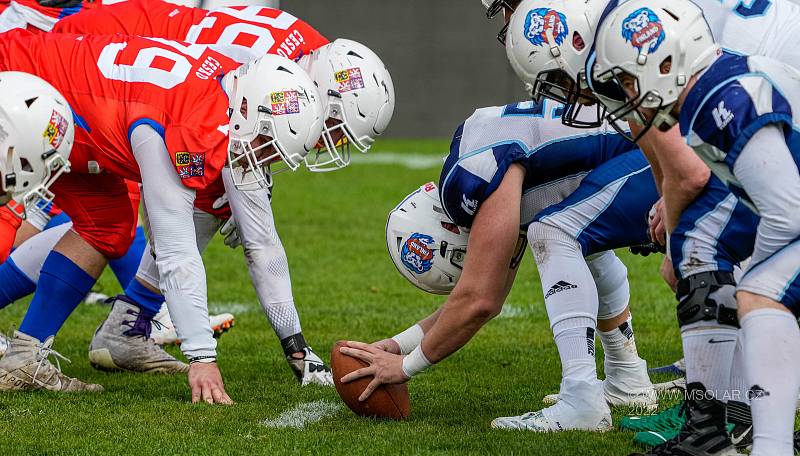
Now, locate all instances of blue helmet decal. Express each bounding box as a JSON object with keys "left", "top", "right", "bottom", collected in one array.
[
  {"left": 621, "top": 7, "right": 665, "bottom": 53},
  {"left": 524, "top": 8, "right": 569, "bottom": 47},
  {"left": 401, "top": 233, "right": 436, "bottom": 274}
]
